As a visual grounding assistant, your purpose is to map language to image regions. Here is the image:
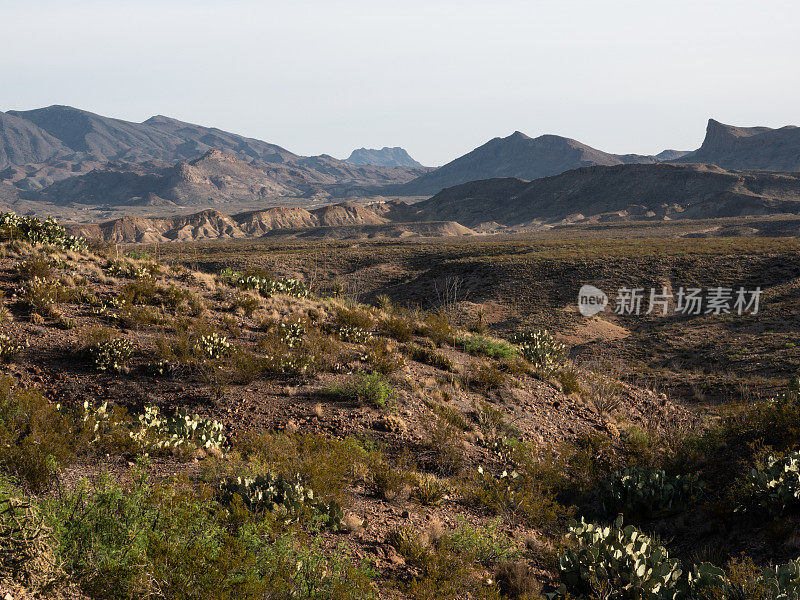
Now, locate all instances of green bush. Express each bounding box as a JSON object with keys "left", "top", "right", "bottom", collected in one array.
[
  {"left": 464, "top": 465, "right": 570, "bottom": 531},
  {"left": 457, "top": 334, "right": 517, "bottom": 360},
  {"left": 45, "top": 470, "right": 375, "bottom": 600},
  {"left": 447, "top": 517, "right": 520, "bottom": 566},
  {"left": 382, "top": 315, "right": 414, "bottom": 342},
  {"left": 364, "top": 339, "right": 405, "bottom": 375},
  {"left": 0, "top": 378, "right": 80, "bottom": 490},
  {"left": 328, "top": 371, "right": 396, "bottom": 407},
  {"left": 233, "top": 273, "right": 310, "bottom": 299},
  {"left": 231, "top": 432, "right": 374, "bottom": 506},
  {"left": 554, "top": 516, "right": 683, "bottom": 600}
]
